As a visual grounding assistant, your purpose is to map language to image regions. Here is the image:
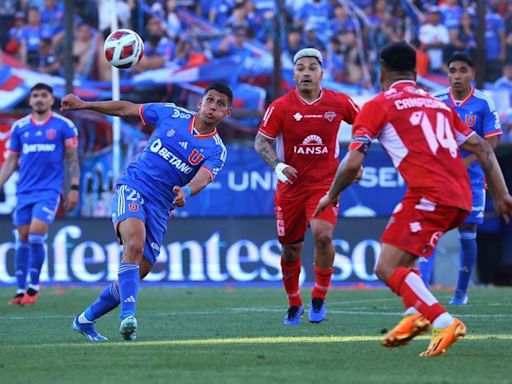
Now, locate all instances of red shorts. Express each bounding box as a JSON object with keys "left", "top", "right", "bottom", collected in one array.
[
  {"left": 274, "top": 189, "right": 338, "bottom": 244},
  {"left": 381, "top": 195, "right": 469, "bottom": 257}
]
